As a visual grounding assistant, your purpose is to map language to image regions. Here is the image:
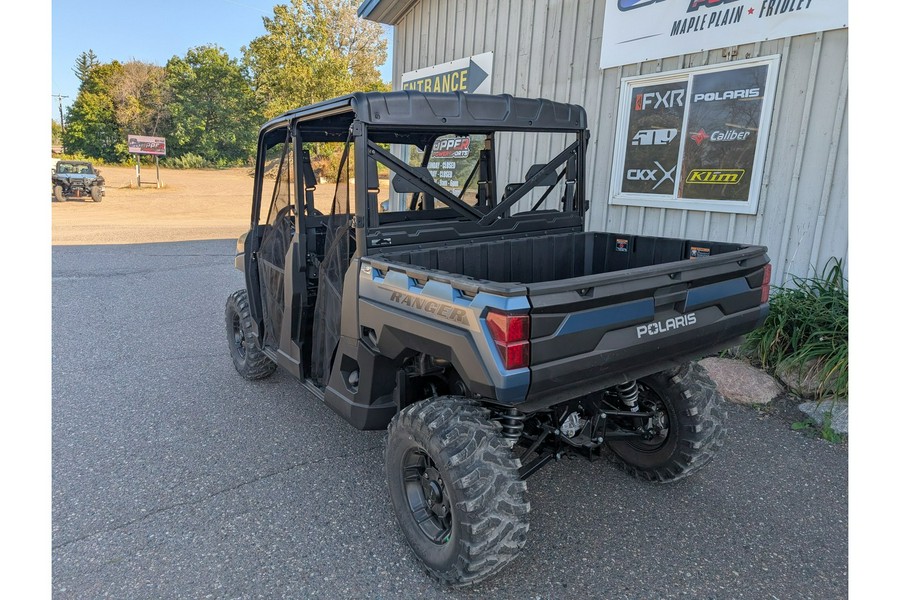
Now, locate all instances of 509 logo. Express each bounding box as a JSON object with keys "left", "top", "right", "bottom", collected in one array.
[{"left": 631, "top": 128, "right": 678, "bottom": 146}]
